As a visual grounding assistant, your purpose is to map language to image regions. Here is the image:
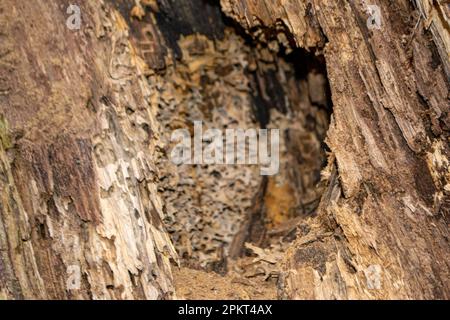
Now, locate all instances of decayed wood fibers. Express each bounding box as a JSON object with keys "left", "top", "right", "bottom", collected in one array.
[
  {"left": 0, "top": 0, "right": 448, "bottom": 300},
  {"left": 221, "top": 0, "right": 449, "bottom": 299},
  {"left": 0, "top": 0, "right": 177, "bottom": 299},
  {"left": 153, "top": 30, "right": 330, "bottom": 268},
  {"left": 0, "top": 0, "right": 328, "bottom": 298}
]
